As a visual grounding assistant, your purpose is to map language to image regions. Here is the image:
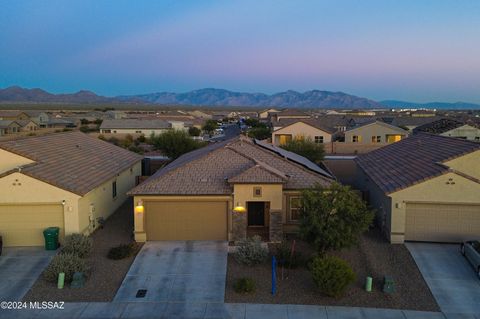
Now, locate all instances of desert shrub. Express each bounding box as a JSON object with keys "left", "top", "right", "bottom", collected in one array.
[
  {"left": 136, "top": 134, "right": 146, "bottom": 143},
  {"left": 97, "top": 134, "right": 106, "bottom": 140},
  {"left": 43, "top": 253, "right": 88, "bottom": 283},
  {"left": 61, "top": 234, "right": 93, "bottom": 258},
  {"left": 234, "top": 277, "right": 256, "bottom": 294},
  {"left": 310, "top": 256, "right": 356, "bottom": 298},
  {"left": 234, "top": 235, "right": 268, "bottom": 266},
  {"left": 79, "top": 126, "right": 90, "bottom": 133},
  {"left": 107, "top": 243, "right": 137, "bottom": 260},
  {"left": 274, "top": 241, "right": 303, "bottom": 269},
  {"left": 128, "top": 145, "right": 143, "bottom": 154}
]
